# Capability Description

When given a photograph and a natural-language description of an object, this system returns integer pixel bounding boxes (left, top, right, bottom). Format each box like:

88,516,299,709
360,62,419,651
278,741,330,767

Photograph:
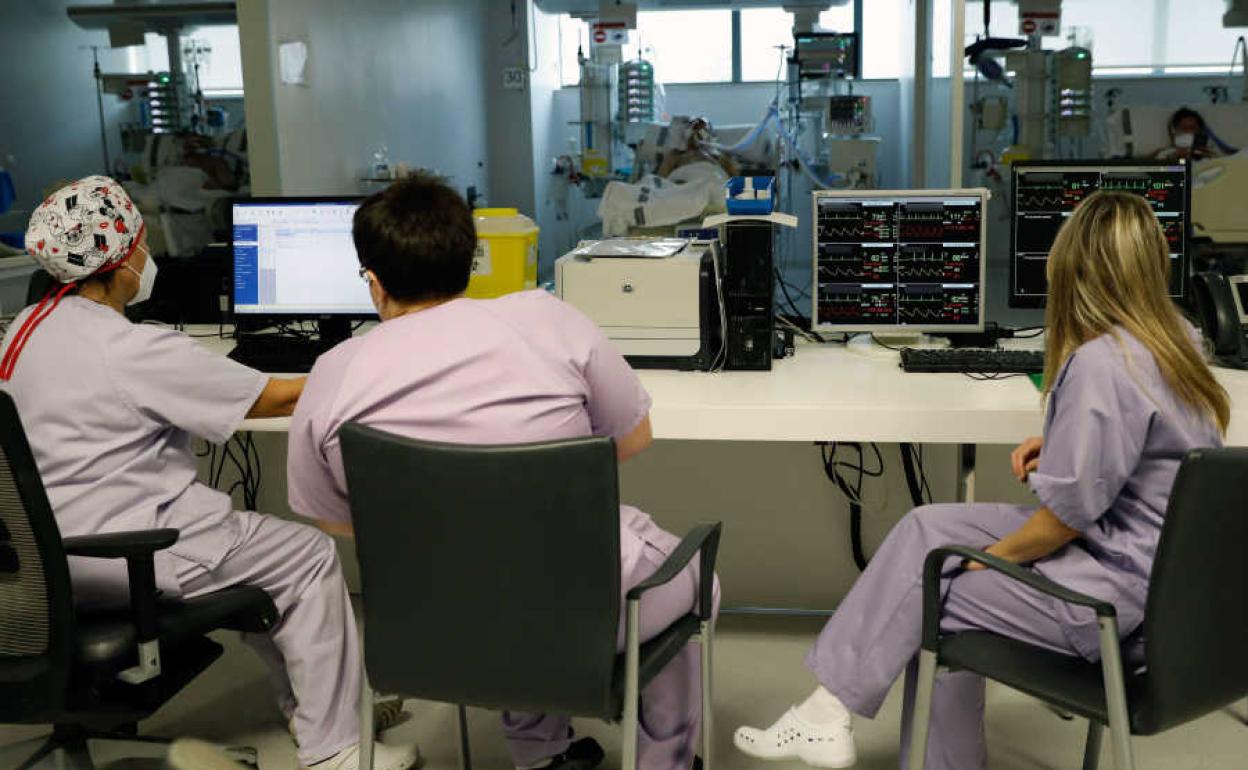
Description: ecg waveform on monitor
815,197,983,327
1018,194,1065,210
818,203,895,243
898,204,980,242
816,283,896,323
818,245,895,282
896,246,979,283
897,285,977,324
1013,167,1189,301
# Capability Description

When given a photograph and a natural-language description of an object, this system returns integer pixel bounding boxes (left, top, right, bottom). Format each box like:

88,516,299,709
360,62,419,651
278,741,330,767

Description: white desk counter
197,330,1248,447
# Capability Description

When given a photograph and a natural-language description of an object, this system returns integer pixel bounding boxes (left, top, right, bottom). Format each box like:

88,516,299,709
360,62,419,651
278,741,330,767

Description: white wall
241,0,490,198
483,0,540,213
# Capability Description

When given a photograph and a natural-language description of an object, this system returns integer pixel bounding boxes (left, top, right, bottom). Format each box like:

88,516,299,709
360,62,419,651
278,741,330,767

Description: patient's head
1168,107,1209,158
353,172,476,317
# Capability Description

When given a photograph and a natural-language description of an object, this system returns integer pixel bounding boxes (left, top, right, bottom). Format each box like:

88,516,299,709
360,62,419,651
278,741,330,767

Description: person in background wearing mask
0,177,419,770
1157,107,1221,161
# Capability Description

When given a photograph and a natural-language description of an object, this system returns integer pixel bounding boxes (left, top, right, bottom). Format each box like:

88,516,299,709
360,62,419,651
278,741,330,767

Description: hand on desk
1010,436,1043,483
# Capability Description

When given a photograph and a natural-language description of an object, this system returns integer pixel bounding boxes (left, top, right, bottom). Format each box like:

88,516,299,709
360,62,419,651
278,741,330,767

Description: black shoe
545,737,605,770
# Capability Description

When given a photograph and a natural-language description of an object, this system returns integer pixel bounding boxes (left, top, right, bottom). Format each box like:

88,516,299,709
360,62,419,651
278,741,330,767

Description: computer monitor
231,197,374,324
811,189,989,334
793,32,860,80
1009,160,1190,308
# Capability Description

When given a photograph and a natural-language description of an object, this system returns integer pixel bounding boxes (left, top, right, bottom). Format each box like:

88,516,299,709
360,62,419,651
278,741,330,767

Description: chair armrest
921,545,1117,651
64,529,179,646
62,529,179,559
626,522,722,621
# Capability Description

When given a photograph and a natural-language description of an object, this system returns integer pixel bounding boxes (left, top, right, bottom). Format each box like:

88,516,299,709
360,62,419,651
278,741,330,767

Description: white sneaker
289,698,409,744
301,741,420,770
734,707,856,768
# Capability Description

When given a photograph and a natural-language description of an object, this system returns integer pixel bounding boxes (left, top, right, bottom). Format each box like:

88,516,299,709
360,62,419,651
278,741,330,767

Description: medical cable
819,442,884,571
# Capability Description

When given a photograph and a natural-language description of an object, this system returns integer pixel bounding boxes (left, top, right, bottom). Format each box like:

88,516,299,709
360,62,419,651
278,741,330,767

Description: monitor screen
794,32,859,79
231,198,374,316
1010,161,1190,308
1231,276,1248,324
811,190,988,333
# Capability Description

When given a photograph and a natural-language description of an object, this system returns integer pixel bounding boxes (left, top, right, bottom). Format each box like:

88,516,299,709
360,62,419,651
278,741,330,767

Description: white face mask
125,246,157,305
1174,132,1196,149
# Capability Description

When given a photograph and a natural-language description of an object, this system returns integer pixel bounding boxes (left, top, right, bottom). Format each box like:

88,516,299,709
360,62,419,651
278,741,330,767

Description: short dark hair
1169,107,1206,132
352,172,476,303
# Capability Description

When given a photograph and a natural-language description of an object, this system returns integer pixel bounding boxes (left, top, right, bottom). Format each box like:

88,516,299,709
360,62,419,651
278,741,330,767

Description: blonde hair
1043,190,1229,433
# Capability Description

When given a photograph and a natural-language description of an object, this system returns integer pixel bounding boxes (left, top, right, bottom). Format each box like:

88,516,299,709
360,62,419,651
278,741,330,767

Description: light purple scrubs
804,329,1222,770
288,290,717,770
0,296,363,766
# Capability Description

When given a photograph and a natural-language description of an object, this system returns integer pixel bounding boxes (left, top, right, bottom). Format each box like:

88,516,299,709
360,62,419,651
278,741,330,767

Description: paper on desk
570,238,689,258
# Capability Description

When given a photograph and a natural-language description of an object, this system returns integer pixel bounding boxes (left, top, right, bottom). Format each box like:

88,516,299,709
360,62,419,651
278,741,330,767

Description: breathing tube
724,100,847,189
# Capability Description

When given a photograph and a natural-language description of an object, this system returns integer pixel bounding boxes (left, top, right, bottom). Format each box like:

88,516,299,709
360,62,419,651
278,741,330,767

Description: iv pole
89,46,111,174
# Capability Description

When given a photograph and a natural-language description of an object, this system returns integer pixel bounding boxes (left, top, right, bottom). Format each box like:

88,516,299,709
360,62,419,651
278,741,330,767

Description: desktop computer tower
722,220,774,371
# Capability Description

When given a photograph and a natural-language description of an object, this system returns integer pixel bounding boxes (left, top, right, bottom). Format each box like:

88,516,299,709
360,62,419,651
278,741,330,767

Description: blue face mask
124,246,157,305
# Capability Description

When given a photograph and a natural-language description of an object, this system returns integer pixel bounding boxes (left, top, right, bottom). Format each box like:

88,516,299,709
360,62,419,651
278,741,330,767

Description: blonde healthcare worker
0,177,418,770
733,191,1228,770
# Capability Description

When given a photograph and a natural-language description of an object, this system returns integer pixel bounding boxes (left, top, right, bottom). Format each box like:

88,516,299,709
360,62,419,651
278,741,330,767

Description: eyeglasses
358,266,371,284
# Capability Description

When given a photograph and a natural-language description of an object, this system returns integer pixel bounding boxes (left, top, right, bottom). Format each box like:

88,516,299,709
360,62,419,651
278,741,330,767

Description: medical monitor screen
812,190,988,333
1010,161,1189,308
231,198,374,317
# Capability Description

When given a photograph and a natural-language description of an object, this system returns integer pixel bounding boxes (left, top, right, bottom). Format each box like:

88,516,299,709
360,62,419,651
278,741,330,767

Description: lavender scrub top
1027,329,1223,656
0,296,267,602
286,290,661,575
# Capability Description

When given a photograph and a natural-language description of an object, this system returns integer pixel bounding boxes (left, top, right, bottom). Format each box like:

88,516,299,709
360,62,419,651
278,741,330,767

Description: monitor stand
317,317,353,348
940,328,1011,348
870,332,930,348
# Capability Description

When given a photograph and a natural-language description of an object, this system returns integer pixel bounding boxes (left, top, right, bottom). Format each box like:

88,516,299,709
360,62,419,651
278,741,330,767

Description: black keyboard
900,347,1044,374
228,336,328,373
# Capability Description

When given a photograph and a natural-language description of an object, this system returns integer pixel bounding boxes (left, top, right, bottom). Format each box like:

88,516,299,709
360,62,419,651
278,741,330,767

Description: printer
556,240,724,371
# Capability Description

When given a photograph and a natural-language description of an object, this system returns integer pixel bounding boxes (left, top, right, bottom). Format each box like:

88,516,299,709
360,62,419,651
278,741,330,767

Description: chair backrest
1135,447,1248,733
0,390,74,717
339,423,623,719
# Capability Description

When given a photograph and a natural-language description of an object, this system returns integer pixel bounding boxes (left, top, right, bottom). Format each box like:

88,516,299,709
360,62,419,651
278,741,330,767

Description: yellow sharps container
469,208,539,299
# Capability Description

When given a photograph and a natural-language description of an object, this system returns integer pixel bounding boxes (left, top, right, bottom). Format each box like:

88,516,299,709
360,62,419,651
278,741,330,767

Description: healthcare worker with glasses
0,176,419,770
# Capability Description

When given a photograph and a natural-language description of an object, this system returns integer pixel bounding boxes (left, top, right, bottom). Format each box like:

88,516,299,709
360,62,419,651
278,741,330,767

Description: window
118,26,244,95
740,9,794,83
182,26,245,95
859,0,903,80
560,10,732,86
558,1,912,85
559,15,588,87
1163,1,1246,71
817,5,855,33
943,0,1248,77
739,4,876,83
635,10,733,84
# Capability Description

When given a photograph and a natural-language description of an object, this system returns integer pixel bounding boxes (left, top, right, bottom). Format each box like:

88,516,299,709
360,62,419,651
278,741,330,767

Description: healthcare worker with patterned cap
0,176,419,770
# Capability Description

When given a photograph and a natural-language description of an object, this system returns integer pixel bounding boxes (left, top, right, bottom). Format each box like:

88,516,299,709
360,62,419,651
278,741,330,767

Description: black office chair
339,424,721,770
907,448,1248,770
0,390,279,769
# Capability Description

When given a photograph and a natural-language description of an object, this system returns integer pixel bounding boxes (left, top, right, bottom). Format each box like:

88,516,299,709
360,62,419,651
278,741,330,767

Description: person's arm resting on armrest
247,377,306,419
966,506,1080,570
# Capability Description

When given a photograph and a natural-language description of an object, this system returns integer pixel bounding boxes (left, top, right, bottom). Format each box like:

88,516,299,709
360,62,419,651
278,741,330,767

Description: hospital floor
2,615,1246,770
